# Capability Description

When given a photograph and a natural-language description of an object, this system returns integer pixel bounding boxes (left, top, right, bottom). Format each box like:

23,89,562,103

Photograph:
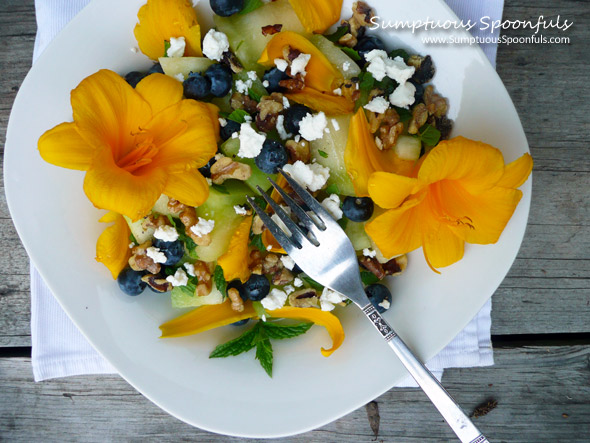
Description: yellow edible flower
288,0,343,34
95,211,131,279
365,137,533,270
217,216,253,282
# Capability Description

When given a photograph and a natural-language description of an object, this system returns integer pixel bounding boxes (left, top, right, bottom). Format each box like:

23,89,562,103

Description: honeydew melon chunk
308,35,362,80
214,0,306,73
310,114,355,196
220,138,276,192
158,56,214,80
124,216,155,245
171,282,224,308
394,135,422,161
151,194,181,217
345,221,372,251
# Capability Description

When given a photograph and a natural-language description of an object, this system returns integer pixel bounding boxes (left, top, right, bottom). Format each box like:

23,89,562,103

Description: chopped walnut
228,287,244,312
279,75,305,92
408,103,429,134
433,115,453,140
423,85,448,117
251,215,265,236
143,213,170,230
262,253,282,275
367,106,399,134
249,249,264,274
210,156,252,184
193,261,214,296
407,55,435,84
337,78,361,102
338,32,357,48
230,92,258,113
378,121,404,150
285,138,311,163
339,1,374,46
383,255,407,276
288,289,319,308
221,51,243,74
261,24,283,36
283,46,302,62
129,242,161,274
178,207,211,246
256,93,285,132
167,198,187,214
272,268,294,286
359,256,386,279
141,274,172,293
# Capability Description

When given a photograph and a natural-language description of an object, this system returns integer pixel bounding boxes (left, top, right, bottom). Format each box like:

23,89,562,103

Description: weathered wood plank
1,345,588,441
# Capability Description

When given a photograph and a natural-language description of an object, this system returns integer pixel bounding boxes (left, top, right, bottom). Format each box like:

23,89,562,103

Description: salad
38,0,532,376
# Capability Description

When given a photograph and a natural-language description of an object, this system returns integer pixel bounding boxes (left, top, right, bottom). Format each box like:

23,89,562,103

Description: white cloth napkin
30,0,502,382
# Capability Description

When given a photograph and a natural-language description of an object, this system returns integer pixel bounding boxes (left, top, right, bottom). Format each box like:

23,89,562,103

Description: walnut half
210,156,252,184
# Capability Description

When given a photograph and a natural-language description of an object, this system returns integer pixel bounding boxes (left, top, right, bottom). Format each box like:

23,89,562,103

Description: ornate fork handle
361,302,489,443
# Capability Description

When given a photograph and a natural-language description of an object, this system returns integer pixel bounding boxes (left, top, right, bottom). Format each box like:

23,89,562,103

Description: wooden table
1,0,589,440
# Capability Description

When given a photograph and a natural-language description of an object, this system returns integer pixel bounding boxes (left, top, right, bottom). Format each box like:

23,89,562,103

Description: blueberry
409,80,424,103
152,238,184,266
283,104,312,134
147,63,164,75
355,36,386,63
220,119,241,141
241,274,270,301
342,196,374,222
183,72,211,100
198,154,218,177
365,284,392,313
117,267,146,296
231,318,250,326
205,63,233,97
124,71,147,88
255,139,288,174
262,67,289,93
227,279,245,298
210,0,244,17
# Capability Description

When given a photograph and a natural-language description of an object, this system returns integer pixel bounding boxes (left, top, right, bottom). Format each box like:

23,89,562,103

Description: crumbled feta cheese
324,127,330,134
332,88,342,96
234,205,248,215
266,245,273,251
174,73,185,82
321,194,343,220
280,255,295,270
190,217,215,237
218,117,227,127
202,29,229,61
154,225,179,242
290,53,311,77
283,285,295,295
238,123,265,158
293,277,303,287
378,299,391,310
319,287,346,311
282,96,290,109
342,61,351,72
235,79,250,94
331,118,340,131
128,242,136,249
166,268,189,287
244,114,252,122
214,153,224,160
365,49,389,81
130,47,139,54
365,50,415,84
262,80,270,88
184,262,196,277
386,56,416,84
364,96,390,114
389,82,416,109
206,177,213,185
231,132,239,139
146,246,167,264
274,58,288,72
363,248,377,258
167,36,186,58
298,112,327,141
275,114,292,140
283,161,330,192
247,70,258,81
294,135,301,142
261,288,288,310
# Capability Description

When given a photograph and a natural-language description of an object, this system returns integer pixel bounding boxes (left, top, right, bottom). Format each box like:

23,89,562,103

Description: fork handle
361,304,489,443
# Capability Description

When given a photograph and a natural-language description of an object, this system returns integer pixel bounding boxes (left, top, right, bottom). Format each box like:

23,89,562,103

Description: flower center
117,131,159,173
429,182,475,230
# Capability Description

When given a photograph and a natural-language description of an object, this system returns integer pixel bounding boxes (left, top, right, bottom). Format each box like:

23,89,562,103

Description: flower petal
258,31,342,92
419,137,505,194
217,216,253,283
134,0,202,60
164,169,210,207
421,218,464,270
38,122,95,170
497,153,533,189
84,148,167,221
288,0,343,33
286,88,353,115
437,180,523,244
148,99,218,170
204,102,221,142
71,70,152,160
96,211,131,279
135,73,184,115
367,171,420,209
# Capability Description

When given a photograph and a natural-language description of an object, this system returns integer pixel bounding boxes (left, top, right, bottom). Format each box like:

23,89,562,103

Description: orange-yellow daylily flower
217,216,253,282
38,69,218,221
365,137,533,270
288,0,343,34
95,211,131,279
258,31,352,115
134,0,202,59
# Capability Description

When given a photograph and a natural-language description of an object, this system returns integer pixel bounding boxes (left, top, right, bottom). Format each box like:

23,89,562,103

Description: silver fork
246,169,489,443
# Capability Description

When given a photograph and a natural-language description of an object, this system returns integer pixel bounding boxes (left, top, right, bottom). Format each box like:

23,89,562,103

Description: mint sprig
213,265,227,297
419,124,442,147
209,325,258,358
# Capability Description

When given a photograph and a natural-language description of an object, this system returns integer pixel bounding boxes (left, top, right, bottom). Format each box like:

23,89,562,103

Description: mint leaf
389,48,410,63
176,224,197,257
129,233,138,244
212,183,230,194
301,276,324,292
355,71,375,111
255,334,273,377
337,217,349,230
341,47,361,61
325,183,340,195
262,322,312,340
393,106,412,124
166,214,177,228
419,124,441,147
213,265,227,296
248,88,262,102
163,40,171,57
318,150,328,158
326,26,348,43
361,271,379,285
227,109,250,124
250,234,266,253
239,0,264,15
209,324,259,358
251,195,267,210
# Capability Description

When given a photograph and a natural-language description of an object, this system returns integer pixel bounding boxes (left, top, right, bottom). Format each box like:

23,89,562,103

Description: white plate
4,0,531,437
